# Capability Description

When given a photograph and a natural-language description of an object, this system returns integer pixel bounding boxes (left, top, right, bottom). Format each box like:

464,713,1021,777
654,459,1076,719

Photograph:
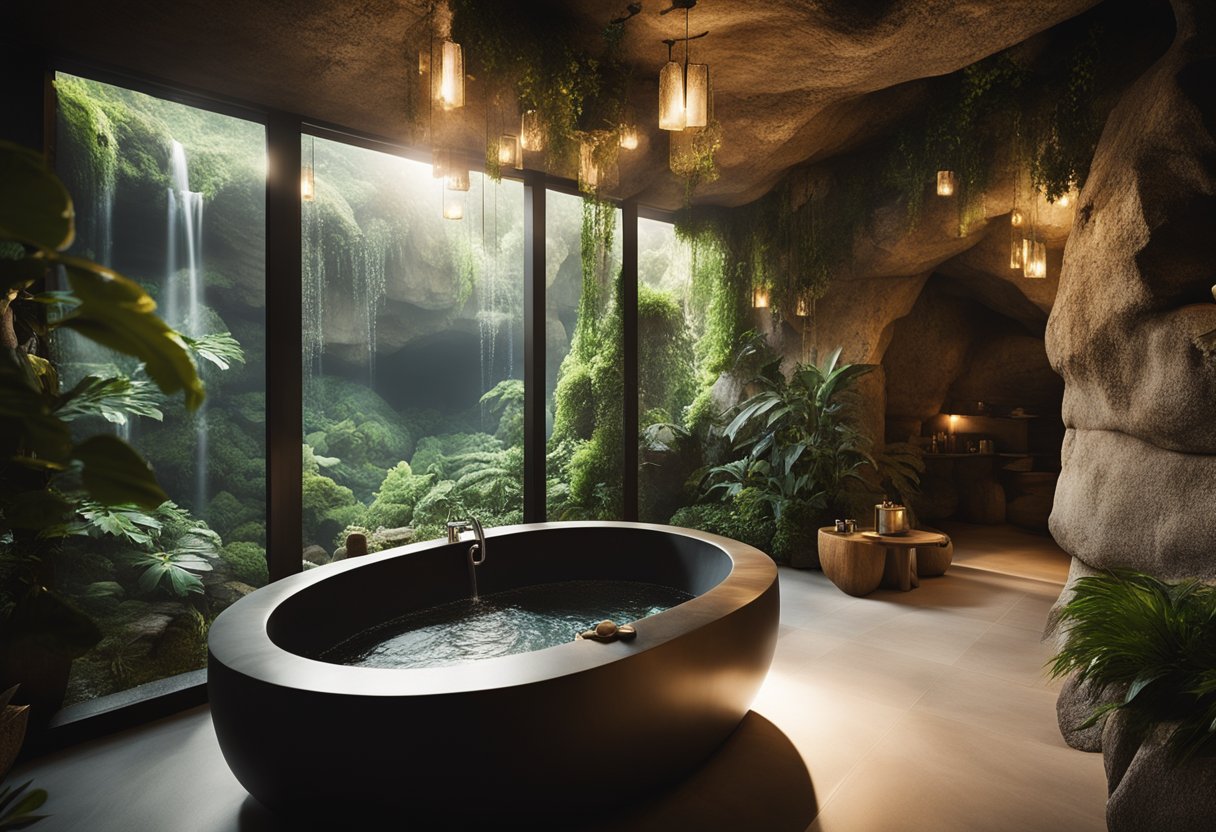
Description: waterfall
165,139,208,513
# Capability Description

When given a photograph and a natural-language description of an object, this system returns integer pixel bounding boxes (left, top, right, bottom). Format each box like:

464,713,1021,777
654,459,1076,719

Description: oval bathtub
208,521,779,822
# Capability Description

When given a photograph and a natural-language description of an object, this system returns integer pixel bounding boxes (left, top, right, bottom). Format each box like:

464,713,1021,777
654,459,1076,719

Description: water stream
165,139,209,513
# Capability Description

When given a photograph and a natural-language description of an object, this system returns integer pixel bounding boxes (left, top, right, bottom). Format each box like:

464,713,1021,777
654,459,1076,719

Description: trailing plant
1050,570,1216,762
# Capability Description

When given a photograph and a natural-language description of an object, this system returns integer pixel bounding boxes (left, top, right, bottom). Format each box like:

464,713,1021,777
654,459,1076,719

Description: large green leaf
0,349,72,464
4,585,102,657
56,259,204,410
0,141,74,251
73,435,167,509
0,780,49,830
56,374,165,424
182,331,245,371
2,490,72,530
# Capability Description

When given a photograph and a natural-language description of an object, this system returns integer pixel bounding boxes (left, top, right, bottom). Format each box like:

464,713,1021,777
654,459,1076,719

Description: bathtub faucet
446,517,487,567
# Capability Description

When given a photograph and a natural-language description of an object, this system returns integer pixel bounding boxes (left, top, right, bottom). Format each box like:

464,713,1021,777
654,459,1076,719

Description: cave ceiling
11,0,1104,210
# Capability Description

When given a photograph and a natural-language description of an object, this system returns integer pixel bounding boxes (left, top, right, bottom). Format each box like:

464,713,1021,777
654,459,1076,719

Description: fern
1050,570,1216,762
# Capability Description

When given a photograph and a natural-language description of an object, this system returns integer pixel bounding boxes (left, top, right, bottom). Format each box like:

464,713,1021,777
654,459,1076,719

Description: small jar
835,519,847,533
845,519,857,533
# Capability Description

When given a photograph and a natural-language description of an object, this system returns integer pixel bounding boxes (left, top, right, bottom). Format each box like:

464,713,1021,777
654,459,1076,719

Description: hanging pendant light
684,63,710,128
936,170,956,196
442,188,464,221
432,148,451,180
658,51,686,132
497,134,522,170
436,39,464,110
1011,209,1024,228
446,166,470,192
1009,237,1023,270
752,288,769,309
795,294,810,317
520,110,544,152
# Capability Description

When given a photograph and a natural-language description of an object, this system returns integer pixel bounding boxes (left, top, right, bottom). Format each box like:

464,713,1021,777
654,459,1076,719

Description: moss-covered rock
221,541,268,587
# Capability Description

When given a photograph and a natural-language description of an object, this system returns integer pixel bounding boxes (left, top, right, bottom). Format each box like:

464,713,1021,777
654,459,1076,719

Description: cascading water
165,139,209,513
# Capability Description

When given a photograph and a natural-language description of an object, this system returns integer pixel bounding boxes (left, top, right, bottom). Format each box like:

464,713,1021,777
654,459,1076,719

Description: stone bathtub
207,521,779,822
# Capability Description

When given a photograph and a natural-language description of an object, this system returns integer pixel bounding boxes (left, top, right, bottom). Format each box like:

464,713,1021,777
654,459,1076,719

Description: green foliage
1050,570,1216,762
670,488,774,555
638,285,696,425
707,345,875,520
302,447,359,548
479,379,524,446
0,779,49,830
363,462,434,530
182,331,245,371
221,541,267,587
55,372,164,426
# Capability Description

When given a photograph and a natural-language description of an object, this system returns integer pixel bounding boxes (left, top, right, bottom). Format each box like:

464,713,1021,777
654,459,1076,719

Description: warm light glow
752,288,769,308
796,295,810,317
684,64,710,128
1056,192,1070,208
446,169,470,192
301,167,315,202
579,141,599,191
619,124,639,150
1009,238,1023,269
659,61,686,131
1011,209,1024,228
438,40,464,110
948,414,958,433
443,189,463,221
1023,239,1047,279
520,110,544,152
497,134,522,170
936,170,956,196
432,149,450,179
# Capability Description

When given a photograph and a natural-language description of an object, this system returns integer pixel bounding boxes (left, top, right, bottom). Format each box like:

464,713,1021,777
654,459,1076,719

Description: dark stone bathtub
208,522,779,822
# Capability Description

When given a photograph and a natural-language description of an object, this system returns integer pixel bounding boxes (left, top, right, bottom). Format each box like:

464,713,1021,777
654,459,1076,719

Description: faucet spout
446,517,487,566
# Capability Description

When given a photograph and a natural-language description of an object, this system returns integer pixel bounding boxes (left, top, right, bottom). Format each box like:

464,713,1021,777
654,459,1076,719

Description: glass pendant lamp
437,40,464,110
520,110,544,152
936,170,956,196
659,57,686,131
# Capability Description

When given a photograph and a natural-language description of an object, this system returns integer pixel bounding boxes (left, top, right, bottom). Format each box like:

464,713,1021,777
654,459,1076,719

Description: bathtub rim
207,521,777,698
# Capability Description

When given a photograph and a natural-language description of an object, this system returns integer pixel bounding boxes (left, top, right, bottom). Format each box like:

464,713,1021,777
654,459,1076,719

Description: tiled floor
12,525,1107,831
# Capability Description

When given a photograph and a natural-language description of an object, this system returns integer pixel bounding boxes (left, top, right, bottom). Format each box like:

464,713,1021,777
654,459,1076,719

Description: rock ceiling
13,0,1103,210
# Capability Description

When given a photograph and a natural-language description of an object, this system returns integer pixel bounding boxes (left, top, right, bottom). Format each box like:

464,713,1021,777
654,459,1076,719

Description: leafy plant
1,140,204,699
705,345,875,521
182,331,245,371
1050,570,1216,762
54,372,164,426
0,780,47,830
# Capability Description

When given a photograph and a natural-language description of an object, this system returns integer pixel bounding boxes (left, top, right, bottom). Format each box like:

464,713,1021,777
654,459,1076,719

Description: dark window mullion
265,113,303,580
523,172,547,522
622,199,639,522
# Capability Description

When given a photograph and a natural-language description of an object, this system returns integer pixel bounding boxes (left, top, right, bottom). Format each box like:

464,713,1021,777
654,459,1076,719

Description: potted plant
0,140,204,725
1050,569,1216,831
701,345,879,567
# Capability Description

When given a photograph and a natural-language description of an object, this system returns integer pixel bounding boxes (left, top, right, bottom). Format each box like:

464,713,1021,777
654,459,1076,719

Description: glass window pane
49,73,267,705
545,192,624,520
637,218,699,523
301,138,524,560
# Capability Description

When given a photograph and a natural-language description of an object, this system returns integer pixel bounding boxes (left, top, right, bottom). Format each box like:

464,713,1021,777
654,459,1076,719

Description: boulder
1056,674,1116,753
302,544,331,566
1102,711,1216,832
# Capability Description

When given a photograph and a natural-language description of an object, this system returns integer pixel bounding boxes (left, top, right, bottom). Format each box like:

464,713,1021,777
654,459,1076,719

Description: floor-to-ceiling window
636,217,699,523
544,190,624,520
300,137,524,562
50,73,267,705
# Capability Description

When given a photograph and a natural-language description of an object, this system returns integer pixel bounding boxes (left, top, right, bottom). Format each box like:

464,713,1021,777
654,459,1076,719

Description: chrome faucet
446,517,486,566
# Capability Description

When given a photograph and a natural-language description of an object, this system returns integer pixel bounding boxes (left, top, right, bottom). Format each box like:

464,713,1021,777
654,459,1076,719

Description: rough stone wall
1045,0,1216,583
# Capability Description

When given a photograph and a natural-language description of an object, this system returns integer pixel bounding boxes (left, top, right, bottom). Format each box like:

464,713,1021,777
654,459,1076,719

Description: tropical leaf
182,331,245,371
0,140,74,251
73,435,167,509
56,374,164,424
0,780,49,830
56,258,204,410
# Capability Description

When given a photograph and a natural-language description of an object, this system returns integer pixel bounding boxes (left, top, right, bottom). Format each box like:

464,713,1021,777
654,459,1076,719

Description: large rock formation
1045,1,1216,824
1045,0,1216,582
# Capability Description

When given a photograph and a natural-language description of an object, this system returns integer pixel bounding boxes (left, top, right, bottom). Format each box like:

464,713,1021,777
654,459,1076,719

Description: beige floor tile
851,607,995,664
799,641,955,710
996,592,1058,634
807,710,1108,832
913,665,1071,747
954,622,1062,690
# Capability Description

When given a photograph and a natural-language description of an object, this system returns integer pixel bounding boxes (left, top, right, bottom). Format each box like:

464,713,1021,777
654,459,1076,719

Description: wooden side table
817,527,949,597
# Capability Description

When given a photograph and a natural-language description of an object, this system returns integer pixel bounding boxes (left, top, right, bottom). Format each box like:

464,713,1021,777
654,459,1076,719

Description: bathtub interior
266,525,734,661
